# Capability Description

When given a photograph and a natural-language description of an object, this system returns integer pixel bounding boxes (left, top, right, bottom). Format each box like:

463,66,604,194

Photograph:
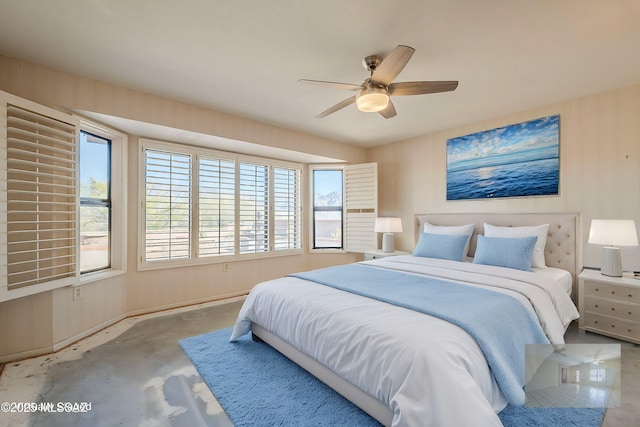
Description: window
4,103,77,292
144,149,192,261
0,90,127,301
239,162,269,254
79,119,127,282
590,368,606,382
79,131,111,273
199,156,235,257
310,163,377,252
274,167,301,250
312,169,343,249
139,139,302,269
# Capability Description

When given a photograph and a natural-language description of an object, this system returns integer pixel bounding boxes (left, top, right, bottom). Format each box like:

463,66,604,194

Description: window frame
79,130,112,274
138,138,303,271
77,118,127,284
309,164,346,253
0,89,128,302
589,368,606,383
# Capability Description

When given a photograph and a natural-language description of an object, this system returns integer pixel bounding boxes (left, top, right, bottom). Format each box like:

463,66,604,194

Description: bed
230,213,581,427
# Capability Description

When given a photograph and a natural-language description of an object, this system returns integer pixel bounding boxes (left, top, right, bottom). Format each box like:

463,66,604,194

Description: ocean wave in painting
447,157,559,200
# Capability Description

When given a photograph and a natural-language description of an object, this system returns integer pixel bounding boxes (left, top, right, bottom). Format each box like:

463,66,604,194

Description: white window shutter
344,162,377,252
144,148,192,261
239,162,269,254
198,156,236,257
273,167,301,251
0,90,79,302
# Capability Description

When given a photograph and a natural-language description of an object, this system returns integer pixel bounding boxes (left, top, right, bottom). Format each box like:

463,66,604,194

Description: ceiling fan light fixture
356,84,389,112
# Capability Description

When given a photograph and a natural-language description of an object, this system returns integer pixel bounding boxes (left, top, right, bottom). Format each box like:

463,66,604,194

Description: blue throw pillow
413,232,469,261
473,235,537,272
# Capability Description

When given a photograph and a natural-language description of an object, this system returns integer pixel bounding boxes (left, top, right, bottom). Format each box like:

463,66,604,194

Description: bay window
139,139,302,270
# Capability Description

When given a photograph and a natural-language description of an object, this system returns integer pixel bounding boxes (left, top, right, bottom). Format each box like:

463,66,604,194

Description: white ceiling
528,343,620,367
1,0,640,148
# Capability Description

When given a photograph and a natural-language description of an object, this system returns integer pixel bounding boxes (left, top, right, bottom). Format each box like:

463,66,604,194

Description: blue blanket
290,263,550,406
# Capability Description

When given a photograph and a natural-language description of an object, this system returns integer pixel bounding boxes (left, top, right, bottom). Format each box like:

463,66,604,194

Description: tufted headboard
414,213,580,297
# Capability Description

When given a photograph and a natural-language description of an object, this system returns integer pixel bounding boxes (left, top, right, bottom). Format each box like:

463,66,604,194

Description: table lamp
375,217,403,253
588,219,639,277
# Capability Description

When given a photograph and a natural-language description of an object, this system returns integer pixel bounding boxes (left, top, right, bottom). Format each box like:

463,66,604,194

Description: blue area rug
179,328,605,427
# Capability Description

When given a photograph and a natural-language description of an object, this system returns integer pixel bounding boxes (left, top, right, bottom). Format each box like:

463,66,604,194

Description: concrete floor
0,299,242,427
1,299,639,427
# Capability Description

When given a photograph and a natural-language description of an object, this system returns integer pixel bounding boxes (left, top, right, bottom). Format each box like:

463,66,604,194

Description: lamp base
601,246,623,277
381,233,395,253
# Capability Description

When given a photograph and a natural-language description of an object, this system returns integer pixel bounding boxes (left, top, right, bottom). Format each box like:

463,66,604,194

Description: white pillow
423,222,475,258
483,223,549,268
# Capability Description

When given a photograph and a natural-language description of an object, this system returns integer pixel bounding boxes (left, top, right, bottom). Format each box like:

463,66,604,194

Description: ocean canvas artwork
447,115,559,200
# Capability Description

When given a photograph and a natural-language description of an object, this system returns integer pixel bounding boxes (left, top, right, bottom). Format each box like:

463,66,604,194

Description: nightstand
578,269,640,344
364,249,410,260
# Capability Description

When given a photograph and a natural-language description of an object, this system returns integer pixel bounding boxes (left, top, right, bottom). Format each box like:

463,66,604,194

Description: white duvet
231,256,579,427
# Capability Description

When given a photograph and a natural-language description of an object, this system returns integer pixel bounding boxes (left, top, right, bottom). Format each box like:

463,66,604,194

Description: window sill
309,248,347,254
79,269,126,285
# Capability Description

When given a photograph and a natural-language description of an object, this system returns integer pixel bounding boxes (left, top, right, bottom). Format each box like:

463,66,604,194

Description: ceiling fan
299,45,458,119
586,349,607,365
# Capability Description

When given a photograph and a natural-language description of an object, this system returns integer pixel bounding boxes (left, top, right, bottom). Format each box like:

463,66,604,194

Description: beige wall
369,83,640,271
0,56,364,361
2,54,640,362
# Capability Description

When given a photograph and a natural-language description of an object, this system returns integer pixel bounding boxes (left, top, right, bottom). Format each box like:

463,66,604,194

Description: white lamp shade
588,219,639,247
374,217,403,233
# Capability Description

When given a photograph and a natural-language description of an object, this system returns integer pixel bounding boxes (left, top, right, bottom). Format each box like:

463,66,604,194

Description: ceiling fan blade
378,100,397,119
370,45,415,86
316,96,356,118
298,79,363,91
389,81,459,96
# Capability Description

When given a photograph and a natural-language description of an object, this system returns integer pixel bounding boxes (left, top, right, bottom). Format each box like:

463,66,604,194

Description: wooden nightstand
364,249,410,261
578,269,640,344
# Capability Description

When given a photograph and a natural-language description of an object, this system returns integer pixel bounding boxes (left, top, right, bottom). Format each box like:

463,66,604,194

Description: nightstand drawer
584,281,638,301
585,296,639,321
584,313,640,341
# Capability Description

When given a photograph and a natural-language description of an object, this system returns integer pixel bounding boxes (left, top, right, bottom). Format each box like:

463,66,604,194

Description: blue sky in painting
447,115,559,172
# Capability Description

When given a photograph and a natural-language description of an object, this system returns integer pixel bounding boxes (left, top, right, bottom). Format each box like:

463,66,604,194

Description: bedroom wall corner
0,55,368,361
367,83,640,273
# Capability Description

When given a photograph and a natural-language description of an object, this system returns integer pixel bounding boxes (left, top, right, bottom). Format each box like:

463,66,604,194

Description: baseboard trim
0,346,56,364
0,292,248,364
124,291,248,318
52,313,128,353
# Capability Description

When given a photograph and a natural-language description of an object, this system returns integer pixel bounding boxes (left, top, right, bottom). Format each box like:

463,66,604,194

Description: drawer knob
594,320,599,324
611,324,615,328
629,312,633,315
595,304,599,308
595,288,599,292
629,294,633,298
628,329,633,333
611,291,615,295
611,308,615,311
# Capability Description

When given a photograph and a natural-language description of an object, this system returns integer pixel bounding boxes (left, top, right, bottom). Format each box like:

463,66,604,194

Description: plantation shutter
344,162,377,252
273,167,301,250
1,91,79,301
144,149,192,261
239,162,269,253
198,156,236,257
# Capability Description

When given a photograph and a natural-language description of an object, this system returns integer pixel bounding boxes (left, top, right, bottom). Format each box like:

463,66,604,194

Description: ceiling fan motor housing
362,55,383,72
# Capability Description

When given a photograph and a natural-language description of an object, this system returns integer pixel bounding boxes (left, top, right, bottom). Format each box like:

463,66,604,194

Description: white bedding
534,266,573,295
231,256,579,427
